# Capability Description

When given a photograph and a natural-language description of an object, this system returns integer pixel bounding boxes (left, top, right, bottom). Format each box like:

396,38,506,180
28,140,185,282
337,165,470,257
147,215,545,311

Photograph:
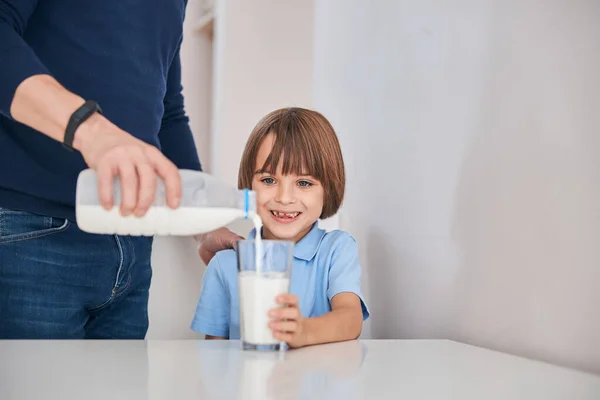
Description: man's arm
0,0,46,117
0,1,75,142
157,45,202,171
1,0,108,145
1,1,182,217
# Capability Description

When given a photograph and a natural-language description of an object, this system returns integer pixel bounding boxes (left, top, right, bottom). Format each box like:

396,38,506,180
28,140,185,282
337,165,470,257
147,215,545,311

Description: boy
192,107,369,347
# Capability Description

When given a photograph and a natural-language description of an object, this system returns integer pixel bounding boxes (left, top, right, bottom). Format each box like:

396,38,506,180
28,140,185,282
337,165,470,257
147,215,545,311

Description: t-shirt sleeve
326,235,370,321
191,255,231,337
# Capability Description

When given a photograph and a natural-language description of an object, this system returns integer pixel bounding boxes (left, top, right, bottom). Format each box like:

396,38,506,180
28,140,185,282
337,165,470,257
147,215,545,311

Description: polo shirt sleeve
191,254,231,337
326,234,370,320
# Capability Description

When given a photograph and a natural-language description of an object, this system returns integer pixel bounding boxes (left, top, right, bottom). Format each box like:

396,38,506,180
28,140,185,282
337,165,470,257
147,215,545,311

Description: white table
1,340,598,399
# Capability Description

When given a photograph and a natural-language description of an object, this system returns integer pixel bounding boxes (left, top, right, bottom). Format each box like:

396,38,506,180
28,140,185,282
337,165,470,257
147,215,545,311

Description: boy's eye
297,180,313,187
261,177,275,185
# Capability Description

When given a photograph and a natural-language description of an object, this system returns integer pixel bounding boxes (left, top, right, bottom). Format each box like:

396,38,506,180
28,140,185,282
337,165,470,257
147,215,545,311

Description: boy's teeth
272,211,299,218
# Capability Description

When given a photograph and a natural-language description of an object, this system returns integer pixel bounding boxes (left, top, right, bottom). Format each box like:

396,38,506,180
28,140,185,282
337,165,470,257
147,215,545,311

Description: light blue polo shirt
191,223,370,339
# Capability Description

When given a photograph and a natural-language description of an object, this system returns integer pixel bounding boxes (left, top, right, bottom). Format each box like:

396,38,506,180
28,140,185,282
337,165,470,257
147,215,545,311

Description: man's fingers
147,147,181,209
118,160,138,216
206,228,241,252
134,162,157,217
92,142,180,217
97,163,116,210
216,229,243,248
228,233,245,248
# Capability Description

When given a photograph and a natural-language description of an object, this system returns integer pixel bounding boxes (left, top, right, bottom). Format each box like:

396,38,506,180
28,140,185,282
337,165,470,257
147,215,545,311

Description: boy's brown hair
238,107,345,219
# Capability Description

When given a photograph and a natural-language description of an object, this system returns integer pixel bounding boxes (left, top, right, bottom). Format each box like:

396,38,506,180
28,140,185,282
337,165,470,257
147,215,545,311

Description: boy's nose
275,184,296,204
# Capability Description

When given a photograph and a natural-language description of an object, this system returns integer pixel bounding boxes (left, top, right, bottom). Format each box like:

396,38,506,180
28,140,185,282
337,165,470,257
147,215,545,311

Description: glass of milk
237,239,294,351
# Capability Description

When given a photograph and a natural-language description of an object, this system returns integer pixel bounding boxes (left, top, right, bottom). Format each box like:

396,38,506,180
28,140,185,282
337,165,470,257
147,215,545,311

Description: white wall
210,0,314,185
314,0,600,373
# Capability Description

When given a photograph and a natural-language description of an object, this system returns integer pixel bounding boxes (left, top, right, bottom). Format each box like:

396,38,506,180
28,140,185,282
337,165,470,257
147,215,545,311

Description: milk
76,206,252,236
239,272,290,345
248,213,264,273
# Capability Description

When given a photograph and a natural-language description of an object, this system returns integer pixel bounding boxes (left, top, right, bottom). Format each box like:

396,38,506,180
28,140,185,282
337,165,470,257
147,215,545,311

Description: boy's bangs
256,130,324,181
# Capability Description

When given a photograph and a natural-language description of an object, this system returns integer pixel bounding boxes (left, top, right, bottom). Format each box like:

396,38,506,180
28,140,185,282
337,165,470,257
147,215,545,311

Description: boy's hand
268,294,308,348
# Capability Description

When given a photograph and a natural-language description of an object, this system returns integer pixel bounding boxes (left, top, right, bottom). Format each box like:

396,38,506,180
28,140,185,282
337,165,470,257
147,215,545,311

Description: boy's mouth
270,210,301,223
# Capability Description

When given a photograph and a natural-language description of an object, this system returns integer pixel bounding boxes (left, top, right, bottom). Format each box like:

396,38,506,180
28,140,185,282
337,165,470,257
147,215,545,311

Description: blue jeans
0,207,153,339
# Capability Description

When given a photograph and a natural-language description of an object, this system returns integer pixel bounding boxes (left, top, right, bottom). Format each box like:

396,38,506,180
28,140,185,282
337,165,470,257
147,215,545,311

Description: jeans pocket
0,207,70,244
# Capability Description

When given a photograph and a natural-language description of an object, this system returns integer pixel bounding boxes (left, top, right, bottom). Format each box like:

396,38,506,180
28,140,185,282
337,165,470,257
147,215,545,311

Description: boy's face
251,134,324,243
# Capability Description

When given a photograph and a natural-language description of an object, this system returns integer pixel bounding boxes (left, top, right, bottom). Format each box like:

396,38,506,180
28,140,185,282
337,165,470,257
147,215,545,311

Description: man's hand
195,227,244,265
268,294,308,348
75,113,181,217
10,74,181,217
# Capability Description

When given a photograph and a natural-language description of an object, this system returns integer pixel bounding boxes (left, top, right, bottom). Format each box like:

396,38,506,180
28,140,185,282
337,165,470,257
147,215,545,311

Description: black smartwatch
63,100,103,151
